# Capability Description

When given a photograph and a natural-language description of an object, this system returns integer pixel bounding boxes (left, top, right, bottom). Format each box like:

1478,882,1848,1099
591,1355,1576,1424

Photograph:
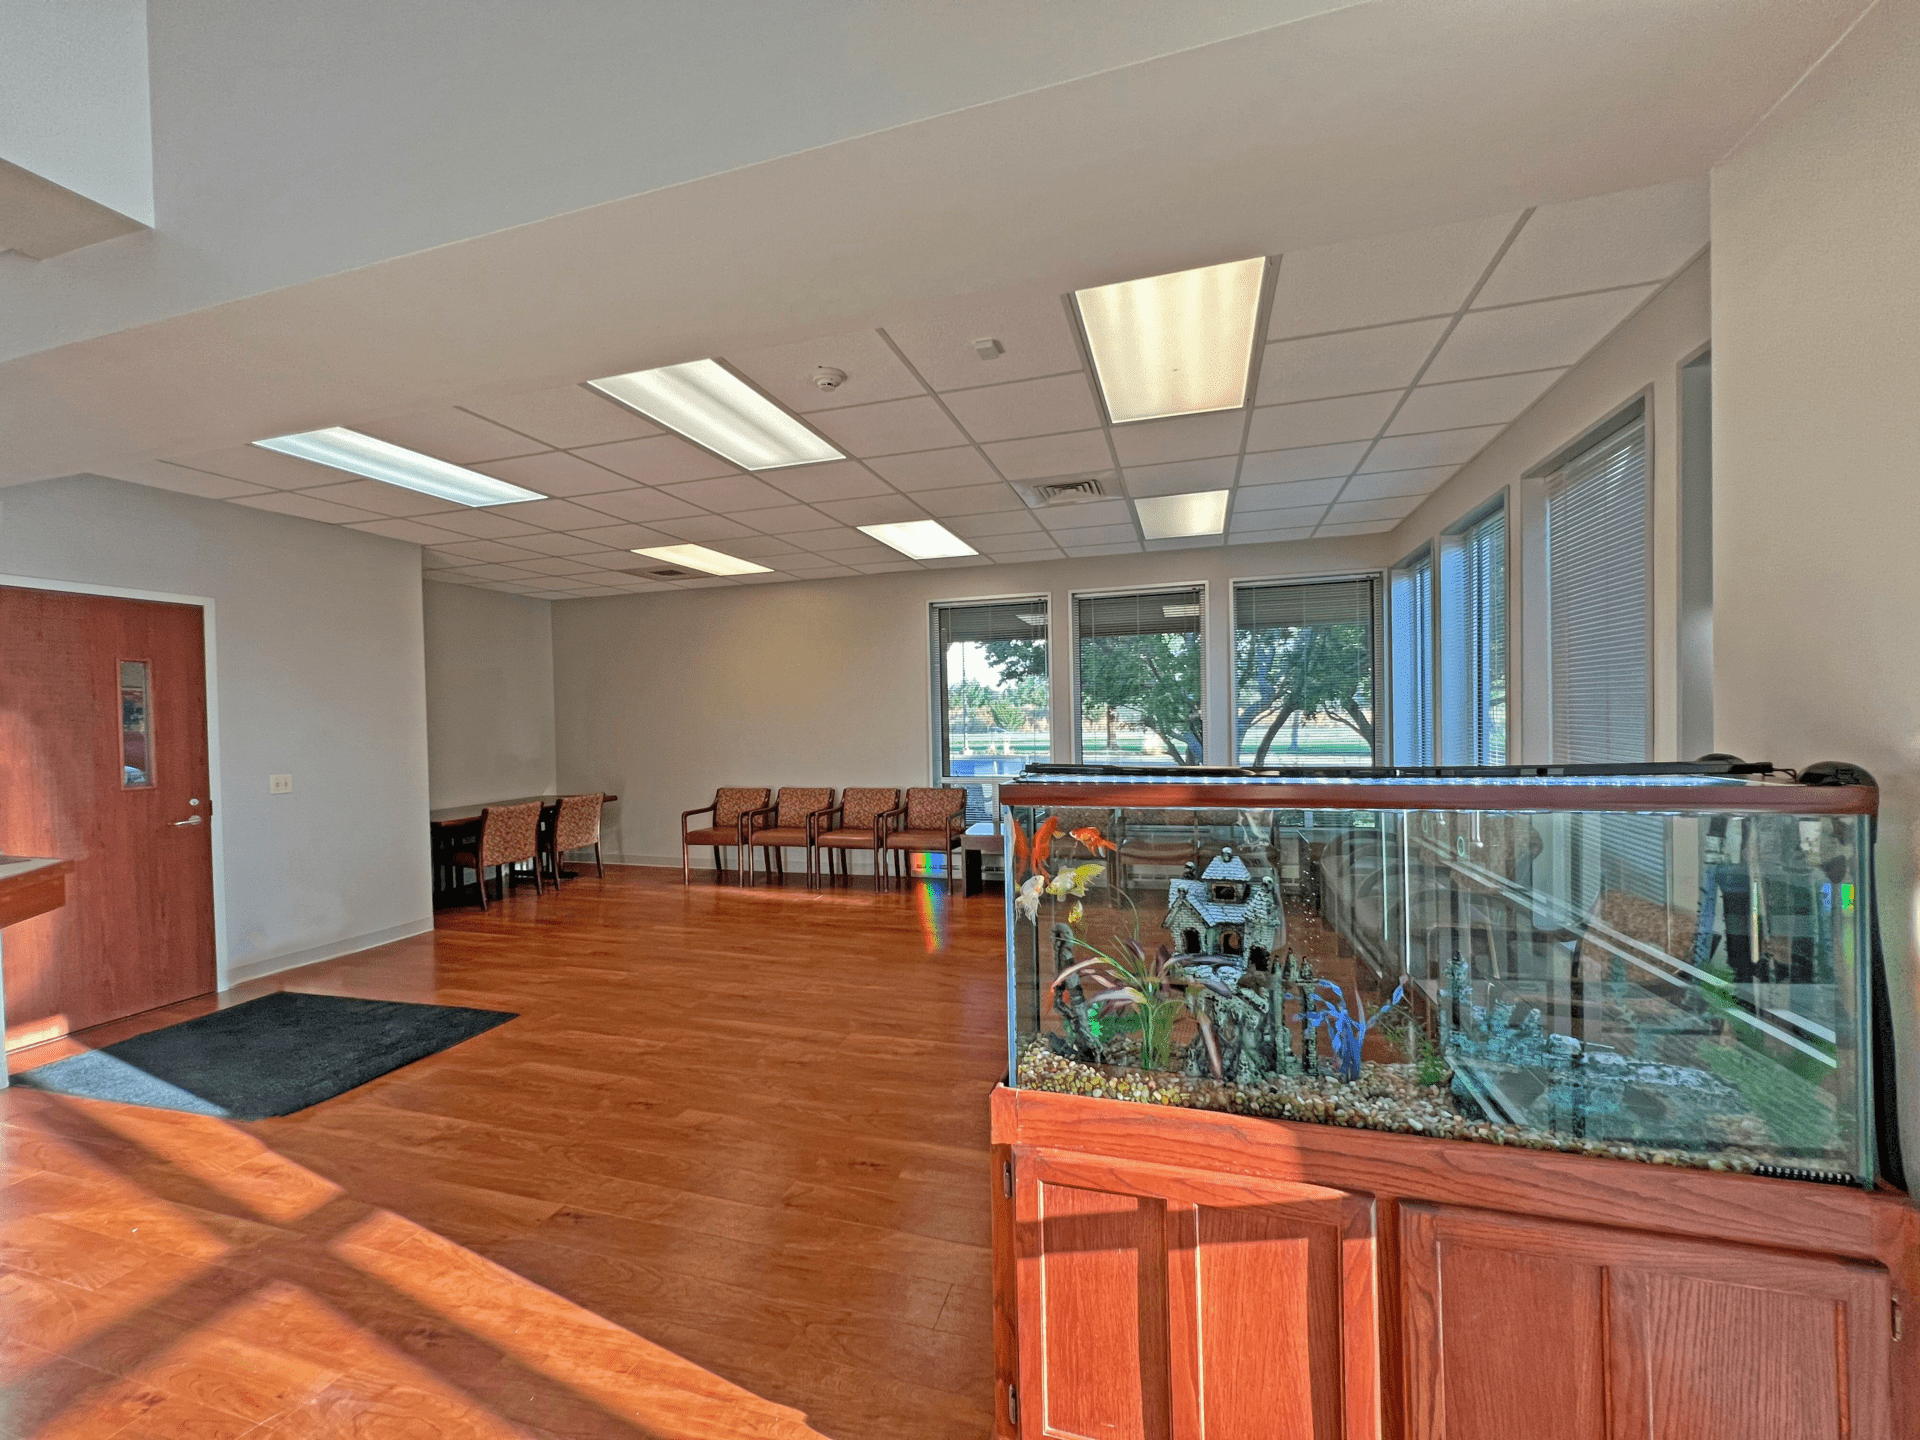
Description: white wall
422,581,556,810
551,536,1384,865
0,475,432,983
1710,0,1920,1166
1389,253,1710,763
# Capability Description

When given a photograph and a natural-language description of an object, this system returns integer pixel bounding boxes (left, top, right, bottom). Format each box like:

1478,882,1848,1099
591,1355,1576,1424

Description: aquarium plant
1305,978,1406,1082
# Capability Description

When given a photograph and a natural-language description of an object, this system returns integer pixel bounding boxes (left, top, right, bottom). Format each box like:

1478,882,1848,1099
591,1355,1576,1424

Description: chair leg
682,841,691,887
714,846,723,883
594,842,604,878
472,865,487,912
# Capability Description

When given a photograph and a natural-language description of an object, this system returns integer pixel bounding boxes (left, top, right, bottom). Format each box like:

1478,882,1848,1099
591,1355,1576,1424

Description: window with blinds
1232,577,1379,767
1439,501,1508,764
1074,587,1204,765
1546,420,1649,763
1389,549,1434,765
932,598,1049,822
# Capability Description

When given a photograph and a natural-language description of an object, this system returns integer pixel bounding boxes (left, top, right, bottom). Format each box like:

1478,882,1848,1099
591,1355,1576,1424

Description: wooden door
0,586,216,1045
1400,1203,1892,1440
1012,1148,1379,1439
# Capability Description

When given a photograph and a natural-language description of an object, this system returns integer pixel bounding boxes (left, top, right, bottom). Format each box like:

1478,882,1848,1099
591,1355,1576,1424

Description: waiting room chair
743,787,835,887
881,787,967,892
814,787,900,889
543,793,605,888
451,801,544,910
681,787,770,886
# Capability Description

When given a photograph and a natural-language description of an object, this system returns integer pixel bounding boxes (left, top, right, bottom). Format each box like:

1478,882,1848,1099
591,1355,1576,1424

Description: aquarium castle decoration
1165,847,1283,981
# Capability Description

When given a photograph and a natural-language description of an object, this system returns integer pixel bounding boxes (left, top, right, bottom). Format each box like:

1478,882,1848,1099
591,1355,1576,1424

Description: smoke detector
971,337,1004,360
1016,475,1110,509
812,366,847,391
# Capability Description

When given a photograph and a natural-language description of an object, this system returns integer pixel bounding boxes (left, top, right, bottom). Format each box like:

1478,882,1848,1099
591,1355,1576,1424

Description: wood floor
0,865,1007,1439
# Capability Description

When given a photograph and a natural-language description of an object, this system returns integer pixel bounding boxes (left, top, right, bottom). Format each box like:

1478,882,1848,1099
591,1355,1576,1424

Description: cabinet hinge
1007,1383,1019,1426
1894,1297,1904,1341
1003,1161,1013,1199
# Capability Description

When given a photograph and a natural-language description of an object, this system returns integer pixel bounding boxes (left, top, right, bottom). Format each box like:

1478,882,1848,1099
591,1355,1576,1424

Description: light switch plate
269,774,293,794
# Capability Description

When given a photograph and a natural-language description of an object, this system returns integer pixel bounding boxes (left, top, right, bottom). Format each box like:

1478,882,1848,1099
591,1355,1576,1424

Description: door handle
172,815,203,826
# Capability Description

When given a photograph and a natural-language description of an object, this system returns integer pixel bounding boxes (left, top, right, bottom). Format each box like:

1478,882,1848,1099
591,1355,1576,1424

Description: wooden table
430,795,616,903
961,823,1003,898
0,856,72,1087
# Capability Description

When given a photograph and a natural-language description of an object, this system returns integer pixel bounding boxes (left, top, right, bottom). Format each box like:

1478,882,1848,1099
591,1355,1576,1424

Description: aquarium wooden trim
999,780,1877,814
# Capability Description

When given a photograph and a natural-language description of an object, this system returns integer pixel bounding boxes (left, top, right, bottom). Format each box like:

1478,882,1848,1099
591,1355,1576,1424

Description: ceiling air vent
1017,475,1110,510
620,566,694,579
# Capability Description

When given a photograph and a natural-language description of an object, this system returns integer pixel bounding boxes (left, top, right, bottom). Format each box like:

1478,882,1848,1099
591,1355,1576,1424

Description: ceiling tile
1036,501,1132,533
516,557,606,577
572,549,653,569
981,430,1111,481
1327,495,1423,524
1256,318,1447,405
1226,525,1315,545
887,281,1086,390
808,397,968,457
647,515,759,543
1230,503,1325,531
292,479,459,518
425,539,544,563
721,535,805,560
1238,441,1367,486
1358,426,1504,472
1107,411,1245,467
355,408,545,464
1244,392,1397,452
913,483,1027,518
762,460,894,503
1144,534,1226,552
458,385,660,449
1386,370,1562,435
1340,466,1456,501
473,451,640,499
509,532,607,557
1234,477,1345,511
164,446,339,490
1271,212,1518,337
1059,541,1143,558
575,434,741,485
346,517,470,545
659,473,794,513
975,529,1061,553
850,561,926,574
726,329,926,414
811,543,896,564
231,492,385,525
813,494,930,526
940,373,1101,443
1475,179,1708,308
567,523,679,549
1316,519,1399,536
103,459,267,500
419,508,546,539
786,525,867,551
420,548,467,568
866,446,1002,492
1424,288,1655,384
729,504,844,534
1123,456,1238,497
490,497,623,530
444,563,542,581
778,562,857,578
570,488,709,524
945,509,1044,539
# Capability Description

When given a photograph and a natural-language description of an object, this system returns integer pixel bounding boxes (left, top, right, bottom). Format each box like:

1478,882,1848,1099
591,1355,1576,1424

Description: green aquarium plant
1053,939,1228,1073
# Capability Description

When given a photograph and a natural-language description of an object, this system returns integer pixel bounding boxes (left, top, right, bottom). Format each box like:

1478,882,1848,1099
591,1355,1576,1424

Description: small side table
961,824,1003,898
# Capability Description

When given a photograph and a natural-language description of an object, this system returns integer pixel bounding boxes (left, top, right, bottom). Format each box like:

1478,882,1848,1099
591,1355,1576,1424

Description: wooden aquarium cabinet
989,1085,1917,1439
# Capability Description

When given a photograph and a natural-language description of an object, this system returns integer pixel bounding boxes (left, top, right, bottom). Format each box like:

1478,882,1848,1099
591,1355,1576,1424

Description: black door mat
12,991,516,1119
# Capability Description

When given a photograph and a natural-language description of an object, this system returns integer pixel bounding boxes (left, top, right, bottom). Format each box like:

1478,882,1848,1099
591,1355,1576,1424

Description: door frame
0,572,231,988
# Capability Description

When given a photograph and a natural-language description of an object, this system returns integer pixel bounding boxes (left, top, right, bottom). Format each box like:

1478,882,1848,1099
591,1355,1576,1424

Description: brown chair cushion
684,826,741,847
833,787,899,832
553,794,602,851
775,787,833,827
714,787,769,827
817,829,879,849
479,802,542,866
750,826,811,846
885,827,961,851
905,787,964,829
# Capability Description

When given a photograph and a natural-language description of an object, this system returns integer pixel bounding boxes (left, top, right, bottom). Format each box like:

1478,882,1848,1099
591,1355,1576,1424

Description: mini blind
1440,503,1507,764
1232,577,1379,767
1390,552,1433,765
935,598,1047,648
1547,420,1648,763
1074,587,1204,639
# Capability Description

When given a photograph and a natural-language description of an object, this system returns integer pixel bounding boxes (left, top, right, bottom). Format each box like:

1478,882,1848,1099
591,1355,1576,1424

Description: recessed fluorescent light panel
253,428,545,507
1135,489,1230,540
631,543,771,577
1076,257,1266,424
857,520,979,560
589,359,843,471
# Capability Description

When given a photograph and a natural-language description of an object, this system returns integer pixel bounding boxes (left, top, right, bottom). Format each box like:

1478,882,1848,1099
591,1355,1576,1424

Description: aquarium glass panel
1006,768,1877,1187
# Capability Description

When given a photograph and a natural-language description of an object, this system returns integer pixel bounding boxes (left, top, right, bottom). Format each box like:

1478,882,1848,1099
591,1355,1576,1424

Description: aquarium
1003,763,1885,1186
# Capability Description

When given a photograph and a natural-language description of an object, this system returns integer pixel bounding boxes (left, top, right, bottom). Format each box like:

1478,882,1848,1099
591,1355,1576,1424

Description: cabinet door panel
1401,1204,1891,1440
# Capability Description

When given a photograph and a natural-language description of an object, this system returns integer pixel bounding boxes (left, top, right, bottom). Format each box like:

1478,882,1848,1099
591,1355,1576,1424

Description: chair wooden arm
804,804,837,843
739,802,779,842
874,803,908,843
680,803,716,839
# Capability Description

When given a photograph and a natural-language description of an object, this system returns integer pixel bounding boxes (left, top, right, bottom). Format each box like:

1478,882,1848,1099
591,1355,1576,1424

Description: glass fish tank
1002,763,1890,1187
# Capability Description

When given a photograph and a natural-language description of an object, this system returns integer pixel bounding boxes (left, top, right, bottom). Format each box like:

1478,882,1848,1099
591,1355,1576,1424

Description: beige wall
422,580,556,809
551,535,1384,865
1711,0,1920,1164
1389,253,1710,763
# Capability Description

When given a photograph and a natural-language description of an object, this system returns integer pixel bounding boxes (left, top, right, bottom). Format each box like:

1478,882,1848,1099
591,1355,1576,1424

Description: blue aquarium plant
1305,978,1406,1082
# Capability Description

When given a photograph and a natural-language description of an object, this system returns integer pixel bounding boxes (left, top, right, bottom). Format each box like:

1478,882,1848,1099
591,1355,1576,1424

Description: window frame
1068,580,1209,767
1387,543,1435,765
1226,570,1385,768
1437,492,1510,765
927,592,1054,820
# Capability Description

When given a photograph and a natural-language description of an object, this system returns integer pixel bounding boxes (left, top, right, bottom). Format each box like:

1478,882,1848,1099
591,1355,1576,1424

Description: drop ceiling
113,179,1704,599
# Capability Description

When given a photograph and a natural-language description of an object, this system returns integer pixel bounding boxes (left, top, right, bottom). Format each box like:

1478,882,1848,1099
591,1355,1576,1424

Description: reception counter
0,856,73,1088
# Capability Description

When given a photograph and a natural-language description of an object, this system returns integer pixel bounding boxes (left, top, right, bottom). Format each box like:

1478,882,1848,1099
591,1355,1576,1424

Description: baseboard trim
223,917,435,988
